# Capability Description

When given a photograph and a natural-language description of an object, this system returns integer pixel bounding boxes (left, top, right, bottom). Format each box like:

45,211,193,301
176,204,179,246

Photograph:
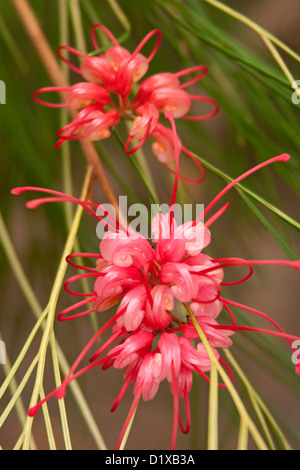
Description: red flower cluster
33,24,218,182
12,138,300,448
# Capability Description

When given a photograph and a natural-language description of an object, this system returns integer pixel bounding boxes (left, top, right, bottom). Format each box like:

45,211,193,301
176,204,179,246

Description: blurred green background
0,0,300,450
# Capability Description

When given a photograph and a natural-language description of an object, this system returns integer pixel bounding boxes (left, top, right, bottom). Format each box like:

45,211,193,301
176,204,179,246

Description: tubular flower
12,145,300,449
33,24,218,182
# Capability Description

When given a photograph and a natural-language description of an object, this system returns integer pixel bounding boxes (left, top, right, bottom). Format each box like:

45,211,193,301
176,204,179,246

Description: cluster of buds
33,24,218,181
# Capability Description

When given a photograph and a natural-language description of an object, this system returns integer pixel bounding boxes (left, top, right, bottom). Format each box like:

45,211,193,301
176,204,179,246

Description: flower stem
207,363,218,450
40,386,57,450
0,211,45,318
0,332,37,449
59,0,99,334
261,35,300,100
0,354,39,429
183,303,268,450
117,388,142,450
237,418,248,450
224,349,292,450
0,308,48,401
22,167,92,449
202,0,300,64
108,0,131,33
50,331,72,449
68,0,87,54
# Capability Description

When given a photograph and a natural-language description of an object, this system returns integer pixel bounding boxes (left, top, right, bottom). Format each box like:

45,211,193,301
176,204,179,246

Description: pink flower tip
164,110,173,120
11,188,23,195
279,153,291,162
55,386,66,399
27,406,39,417
25,201,39,209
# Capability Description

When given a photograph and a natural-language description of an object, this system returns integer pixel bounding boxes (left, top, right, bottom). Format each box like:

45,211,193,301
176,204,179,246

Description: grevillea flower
33,24,219,183
11,114,300,449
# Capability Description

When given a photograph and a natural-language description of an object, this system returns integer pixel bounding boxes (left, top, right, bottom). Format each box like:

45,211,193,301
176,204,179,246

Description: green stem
119,394,140,450
0,333,37,449
22,167,93,449
224,349,292,450
184,303,268,450
68,0,87,53
40,386,57,450
107,0,131,32
202,0,300,64
113,129,160,206
0,308,48,400
0,354,39,429
59,0,99,334
237,418,248,450
50,331,72,450
0,212,45,318
207,364,218,449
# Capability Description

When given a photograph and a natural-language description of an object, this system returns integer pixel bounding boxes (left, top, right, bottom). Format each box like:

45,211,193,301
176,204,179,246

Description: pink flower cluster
13,150,300,449
33,24,218,180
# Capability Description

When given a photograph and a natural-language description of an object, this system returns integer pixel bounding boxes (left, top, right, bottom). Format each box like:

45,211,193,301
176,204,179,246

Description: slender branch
207,364,218,450
0,354,39,429
0,333,37,450
237,418,248,450
183,303,268,450
0,308,48,401
68,0,87,54
0,212,45,318
40,386,57,450
202,0,300,64
107,0,131,32
224,349,292,450
50,331,72,450
261,35,300,99
22,167,92,449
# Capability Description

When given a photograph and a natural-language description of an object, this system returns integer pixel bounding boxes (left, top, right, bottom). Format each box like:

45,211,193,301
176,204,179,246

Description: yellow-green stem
183,303,268,450
107,0,131,31
224,349,292,450
0,308,48,400
202,0,300,63
0,354,39,429
119,396,140,450
237,418,248,450
261,35,300,99
50,331,72,450
22,167,93,449
40,386,57,450
207,363,218,450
